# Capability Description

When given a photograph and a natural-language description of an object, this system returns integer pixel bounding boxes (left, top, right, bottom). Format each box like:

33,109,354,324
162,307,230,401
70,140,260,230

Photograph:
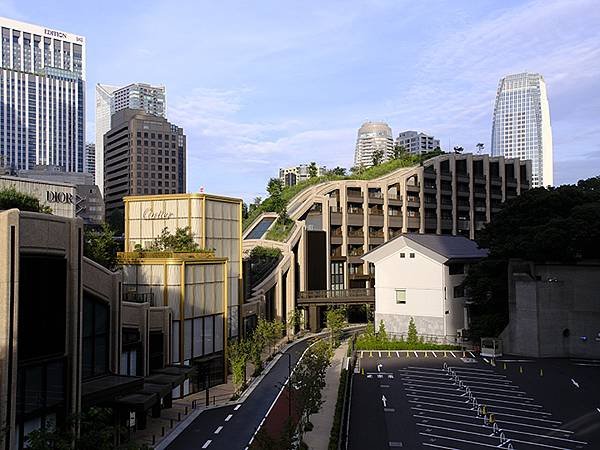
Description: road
348,350,599,449
167,338,313,450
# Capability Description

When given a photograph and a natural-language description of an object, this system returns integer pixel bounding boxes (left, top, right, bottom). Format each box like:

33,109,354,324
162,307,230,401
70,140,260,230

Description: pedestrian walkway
303,340,349,450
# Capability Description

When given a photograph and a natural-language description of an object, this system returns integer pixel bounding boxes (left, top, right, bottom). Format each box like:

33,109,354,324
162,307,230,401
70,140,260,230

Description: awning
112,392,158,411
82,374,144,408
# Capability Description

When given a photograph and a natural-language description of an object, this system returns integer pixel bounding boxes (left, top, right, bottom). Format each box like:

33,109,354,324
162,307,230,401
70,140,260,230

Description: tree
407,317,418,345
291,340,332,440
453,146,464,154
144,226,200,252
228,338,251,392
350,164,365,175
326,307,346,347
476,142,485,154
0,186,52,213
464,177,600,338
308,162,318,178
328,167,346,177
371,149,384,166
287,308,303,335
392,144,407,160
84,224,119,270
249,196,262,215
242,202,249,220
266,178,285,214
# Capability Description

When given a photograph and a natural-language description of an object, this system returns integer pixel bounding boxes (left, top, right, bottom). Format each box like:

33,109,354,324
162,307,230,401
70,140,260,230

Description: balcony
347,190,363,200
330,248,344,259
347,229,364,238
407,217,421,229
388,228,402,238
298,288,375,306
368,191,384,203
369,230,384,238
348,248,364,257
123,291,155,305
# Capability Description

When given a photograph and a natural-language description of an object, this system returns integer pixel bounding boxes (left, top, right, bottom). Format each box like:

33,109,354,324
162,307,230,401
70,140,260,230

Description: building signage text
46,191,73,204
44,29,68,39
142,208,174,220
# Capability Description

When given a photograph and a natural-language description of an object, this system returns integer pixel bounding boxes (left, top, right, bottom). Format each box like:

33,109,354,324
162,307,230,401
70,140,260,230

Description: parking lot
348,351,600,449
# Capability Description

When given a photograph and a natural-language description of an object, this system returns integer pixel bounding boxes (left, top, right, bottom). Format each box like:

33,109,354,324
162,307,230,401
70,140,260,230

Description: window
409,253,415,258
331,262,344,291
82,295,110,379
453,285,465,299
395,289,406,304
400,253,405,258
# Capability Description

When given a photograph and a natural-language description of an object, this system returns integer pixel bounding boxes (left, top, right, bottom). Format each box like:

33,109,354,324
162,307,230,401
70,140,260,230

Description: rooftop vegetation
243,149,444,237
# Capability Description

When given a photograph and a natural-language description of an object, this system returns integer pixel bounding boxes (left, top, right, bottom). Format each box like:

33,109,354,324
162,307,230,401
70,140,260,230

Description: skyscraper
354,122,394,168
0,17,86,172
491,73,553,187
85,142,95,182
395,130,440,155
95,83,166,193
104,109,186,227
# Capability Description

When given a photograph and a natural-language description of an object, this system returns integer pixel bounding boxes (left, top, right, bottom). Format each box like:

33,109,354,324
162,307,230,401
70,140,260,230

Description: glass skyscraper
0,17,86,173
95,83,166,194
491,73,553,187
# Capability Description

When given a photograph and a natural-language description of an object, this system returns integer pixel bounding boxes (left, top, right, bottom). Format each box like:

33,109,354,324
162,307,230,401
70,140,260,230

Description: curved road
167,338,313,450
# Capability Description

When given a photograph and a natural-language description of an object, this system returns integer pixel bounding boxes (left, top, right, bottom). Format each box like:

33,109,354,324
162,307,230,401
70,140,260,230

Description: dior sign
142,209,174,220
46,191,74,204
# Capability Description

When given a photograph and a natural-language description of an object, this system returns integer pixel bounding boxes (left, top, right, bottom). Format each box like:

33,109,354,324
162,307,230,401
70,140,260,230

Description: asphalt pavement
166,338,312,450
348,350,600,449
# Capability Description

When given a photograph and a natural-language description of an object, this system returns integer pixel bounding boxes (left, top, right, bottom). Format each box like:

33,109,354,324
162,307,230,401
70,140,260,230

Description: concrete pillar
308,306,319,331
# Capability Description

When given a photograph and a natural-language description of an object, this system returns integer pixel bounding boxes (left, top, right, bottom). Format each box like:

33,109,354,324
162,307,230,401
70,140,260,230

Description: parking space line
422,444,458,449
449,351,456,357
409,397,550,416
202,440,212,449
412,405,561,424
402,378,523,393
469,351,476,358
214,426,223,434
419,432,509,449
413,414,572,435
418,425,575,449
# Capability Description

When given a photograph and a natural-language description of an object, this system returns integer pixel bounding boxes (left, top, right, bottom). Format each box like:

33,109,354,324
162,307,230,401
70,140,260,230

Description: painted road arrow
382,395,387,408
377,363,383,372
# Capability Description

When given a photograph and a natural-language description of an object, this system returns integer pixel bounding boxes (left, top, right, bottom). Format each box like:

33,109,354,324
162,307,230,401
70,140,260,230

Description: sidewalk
303,340,348,450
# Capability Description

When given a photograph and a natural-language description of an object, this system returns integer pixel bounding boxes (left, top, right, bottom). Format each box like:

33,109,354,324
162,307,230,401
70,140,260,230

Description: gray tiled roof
403,233,488,260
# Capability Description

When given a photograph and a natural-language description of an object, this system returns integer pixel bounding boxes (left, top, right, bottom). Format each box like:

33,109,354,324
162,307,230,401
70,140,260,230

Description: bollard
213,396,216,405
370,351,373,358
185,406,188,415
503,362,507,370
388,351,391,357
482,405,487,415
425,352,428,358
161,426,165,437
406,351,410,358
444,351,447,357
170,419,174,429
463,351,466,357
519,366,523,374
489,413,495,424
540,368,544,377
500,432,506,444
178,412,181,421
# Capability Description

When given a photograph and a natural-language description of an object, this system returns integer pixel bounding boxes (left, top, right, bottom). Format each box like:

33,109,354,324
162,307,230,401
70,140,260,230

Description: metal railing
123,292,155,304
298,288,374,300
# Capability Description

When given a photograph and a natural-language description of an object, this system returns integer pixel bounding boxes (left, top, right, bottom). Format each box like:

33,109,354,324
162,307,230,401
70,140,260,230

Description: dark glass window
82,295,110,380
448,263,465,275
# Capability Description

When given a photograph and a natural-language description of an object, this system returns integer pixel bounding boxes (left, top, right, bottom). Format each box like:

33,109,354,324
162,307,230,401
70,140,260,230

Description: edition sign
142,209,174,220
46,191,74,204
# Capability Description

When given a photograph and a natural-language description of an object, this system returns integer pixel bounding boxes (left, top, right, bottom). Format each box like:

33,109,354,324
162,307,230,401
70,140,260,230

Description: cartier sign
142,208,174,220
46,191,73,204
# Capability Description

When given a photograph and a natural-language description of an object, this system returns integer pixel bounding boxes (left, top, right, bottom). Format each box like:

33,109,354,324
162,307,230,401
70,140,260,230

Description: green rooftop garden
243,149,444,239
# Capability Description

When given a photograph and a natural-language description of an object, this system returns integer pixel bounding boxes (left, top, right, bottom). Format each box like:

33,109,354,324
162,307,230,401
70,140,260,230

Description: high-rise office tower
85,142,95,182
395,131,440,154
279,163,327,187
0,17,86,172
104,109,186,225
354,122,394,168
491,73,553,187
95,83,166,194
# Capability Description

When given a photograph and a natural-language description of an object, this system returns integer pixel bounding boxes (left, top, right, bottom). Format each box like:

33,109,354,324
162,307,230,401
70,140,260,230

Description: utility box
481,338,503,358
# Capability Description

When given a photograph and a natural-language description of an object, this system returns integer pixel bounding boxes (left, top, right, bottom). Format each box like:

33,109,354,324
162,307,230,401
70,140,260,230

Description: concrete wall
502,261,600,358
0,176,77,218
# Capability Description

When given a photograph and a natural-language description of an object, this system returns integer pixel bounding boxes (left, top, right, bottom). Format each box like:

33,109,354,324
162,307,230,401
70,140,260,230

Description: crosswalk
359,350,478,359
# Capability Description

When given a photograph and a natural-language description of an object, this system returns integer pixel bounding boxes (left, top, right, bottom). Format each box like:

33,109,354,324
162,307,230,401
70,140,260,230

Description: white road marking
409,398,549,415
418,426,577,449
449,351,456,358
377,363,383,372
382,395,387,408
214,426,223,434
468,351,476,357
414,413,573,434
225,414,233,422
413,351,419,358
234,404,241,411
202,440,212,449
411,406,561,424
395,351,400,357
378,351,381,357
571,378,580,388
432,351,438,358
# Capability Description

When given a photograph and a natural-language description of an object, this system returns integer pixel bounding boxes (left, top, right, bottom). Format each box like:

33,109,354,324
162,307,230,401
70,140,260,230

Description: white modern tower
354,121,394,168
0,17,86,172
95,83,166,194
491,73,553,187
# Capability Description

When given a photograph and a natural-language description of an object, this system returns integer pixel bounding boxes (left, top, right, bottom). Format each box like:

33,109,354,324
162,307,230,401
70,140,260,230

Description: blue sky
3,0,600,201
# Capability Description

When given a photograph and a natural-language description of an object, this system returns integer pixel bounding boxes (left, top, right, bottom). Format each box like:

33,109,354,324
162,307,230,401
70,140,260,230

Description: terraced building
243,153,531,332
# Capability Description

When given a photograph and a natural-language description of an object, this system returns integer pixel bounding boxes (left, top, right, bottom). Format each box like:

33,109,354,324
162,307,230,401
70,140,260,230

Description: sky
2,0,600,201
